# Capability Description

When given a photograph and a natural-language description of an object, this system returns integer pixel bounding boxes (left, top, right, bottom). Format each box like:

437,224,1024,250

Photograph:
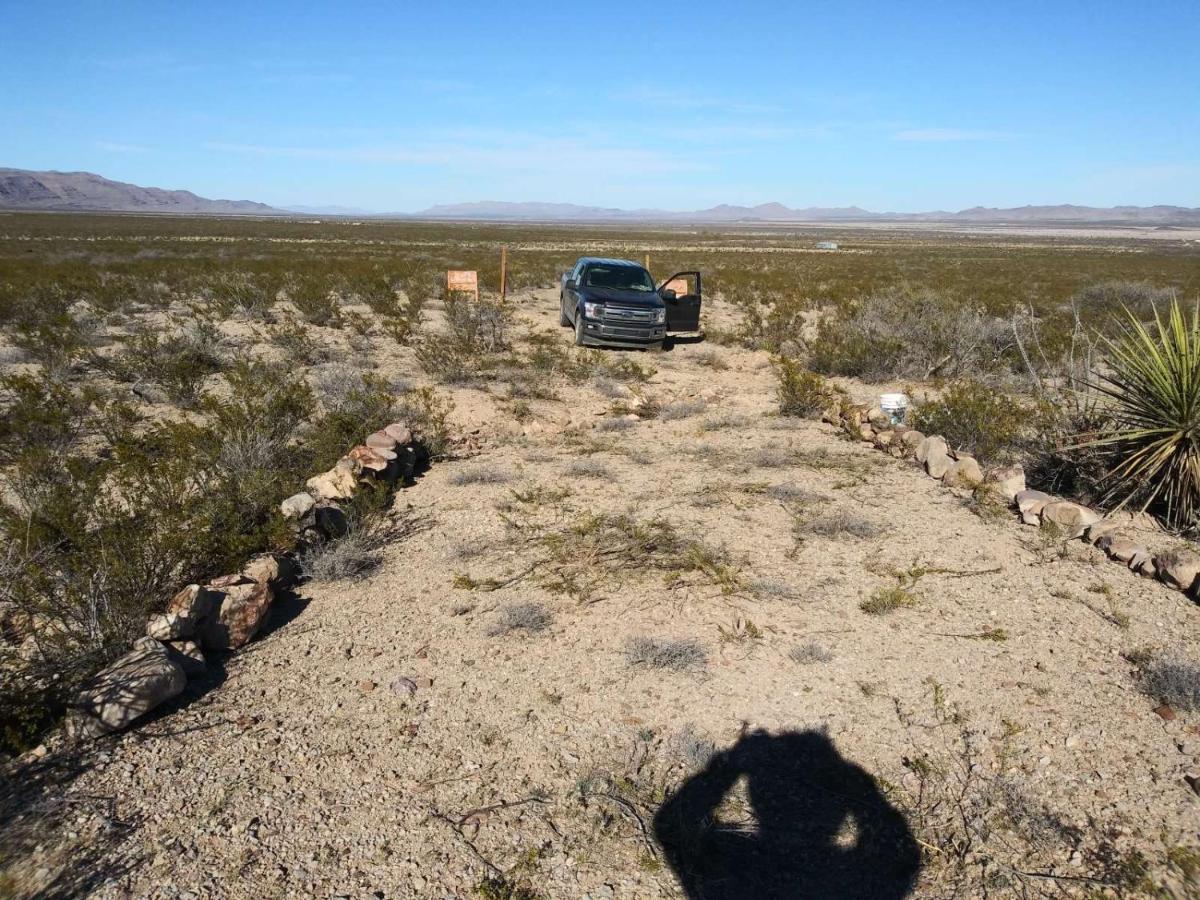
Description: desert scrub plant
208,271,275,320
775,356,836,418
487,601,552,636
449,465,513,486
789,640,833,664
106,316,228,406
297,516,410,582
659,398,707,421
397,386,454,459
909,379,1057,464
860,585,918,615
793,509,880,540
416,294,510,383
625,636,708,672
809,286,1016,380
1081,298,1200,529
286,275,340,326
1136,649,1200,711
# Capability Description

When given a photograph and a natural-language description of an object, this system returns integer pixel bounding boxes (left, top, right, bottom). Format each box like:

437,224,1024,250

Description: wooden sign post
446,270,479,300
644,253,650,271
500,246,507,303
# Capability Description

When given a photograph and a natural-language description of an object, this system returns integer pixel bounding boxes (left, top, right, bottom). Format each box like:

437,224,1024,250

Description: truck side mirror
661,288,677,301
565,278,577,290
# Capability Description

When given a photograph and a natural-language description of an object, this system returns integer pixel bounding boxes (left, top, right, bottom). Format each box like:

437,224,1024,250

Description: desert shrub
625,636,708,672
909,379,1057,464
270,320,328,364
297,517,407,582
11,309,89,378
397,386,454,459
107,316,227,405
775,357,836,418
565,459,609,479
789,640,833,664
659,399,707,421
1081,299,1200,528
208,271,274,320
449,466,512,486
794,510,880,539
416,294,509,383
486,601,552,636
286,276,340,326
809,287,1014,380
302,370,398,472
1137,650,1200,711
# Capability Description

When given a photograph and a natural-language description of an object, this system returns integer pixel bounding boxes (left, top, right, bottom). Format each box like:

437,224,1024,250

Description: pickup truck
559,257,702,349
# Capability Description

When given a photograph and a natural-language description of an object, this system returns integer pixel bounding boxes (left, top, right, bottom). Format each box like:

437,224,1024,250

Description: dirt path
18,290,1200,898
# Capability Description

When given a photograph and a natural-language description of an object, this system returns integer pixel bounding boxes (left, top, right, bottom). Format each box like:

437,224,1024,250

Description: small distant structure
815,241,839,251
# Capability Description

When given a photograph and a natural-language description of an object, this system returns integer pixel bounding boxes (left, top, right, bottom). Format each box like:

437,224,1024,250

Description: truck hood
577,286,665,308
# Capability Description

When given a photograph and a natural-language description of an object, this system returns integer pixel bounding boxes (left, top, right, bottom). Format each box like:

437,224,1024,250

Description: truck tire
559,297,570,327
574,315,586,346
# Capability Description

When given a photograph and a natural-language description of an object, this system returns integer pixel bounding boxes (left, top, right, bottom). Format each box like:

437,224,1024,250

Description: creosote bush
775,357,836,418
910,379,1057,465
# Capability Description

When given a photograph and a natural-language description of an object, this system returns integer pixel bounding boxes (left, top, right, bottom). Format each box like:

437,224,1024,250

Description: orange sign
664,278,690,297
446,270,479,298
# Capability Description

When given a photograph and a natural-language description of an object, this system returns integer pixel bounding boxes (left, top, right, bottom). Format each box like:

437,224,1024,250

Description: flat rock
365,430,398,452
1040,500,1102,538
1084,520,1120,544
70,637,186,737
384,422,413,445
242,553,300,590
1097,534,1146,565
348,444,393,471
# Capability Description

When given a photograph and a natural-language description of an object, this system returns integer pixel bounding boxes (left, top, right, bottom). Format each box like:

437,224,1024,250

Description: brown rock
196,581,274,651
1154,550,1200,593
1132,553,1156,576
242,553,300,590
1097,534,1146,564
857,424,875,442
69,637,186,737
166,584,219,622
1155,704,1177,722
347,445,392,472
867,407,890,429
209,573,252,589
1084,520,1120,545
942,456,984,488
899,430,925,451
872,430,895,450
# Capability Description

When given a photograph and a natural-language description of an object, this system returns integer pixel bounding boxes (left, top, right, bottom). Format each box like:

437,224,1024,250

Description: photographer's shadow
653,729,921,899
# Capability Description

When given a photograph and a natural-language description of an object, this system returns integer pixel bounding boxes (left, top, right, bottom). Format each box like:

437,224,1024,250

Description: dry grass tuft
625,636,708,672
486,602,552,636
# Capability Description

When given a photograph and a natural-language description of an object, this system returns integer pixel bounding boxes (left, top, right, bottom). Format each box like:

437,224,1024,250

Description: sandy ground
8,290,1200,899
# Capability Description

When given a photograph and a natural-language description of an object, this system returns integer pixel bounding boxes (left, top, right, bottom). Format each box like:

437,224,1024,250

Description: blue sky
2,1,1197,212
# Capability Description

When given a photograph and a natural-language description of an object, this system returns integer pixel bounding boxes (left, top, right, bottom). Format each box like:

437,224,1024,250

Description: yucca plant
1083,297,1200,528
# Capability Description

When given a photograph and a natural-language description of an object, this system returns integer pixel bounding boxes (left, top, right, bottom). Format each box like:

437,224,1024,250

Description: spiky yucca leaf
1084,298,1200,527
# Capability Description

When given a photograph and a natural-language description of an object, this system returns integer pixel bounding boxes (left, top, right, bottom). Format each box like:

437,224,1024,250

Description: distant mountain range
2,168,1198,225
0,168,278,215
415,200,1200,226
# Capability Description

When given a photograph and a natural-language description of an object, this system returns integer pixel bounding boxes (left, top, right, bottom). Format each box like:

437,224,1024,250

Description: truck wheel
574,316,586,346
559,298,570,327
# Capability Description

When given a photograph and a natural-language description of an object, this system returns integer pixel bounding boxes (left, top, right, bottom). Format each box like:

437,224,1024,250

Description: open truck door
659,271,702,333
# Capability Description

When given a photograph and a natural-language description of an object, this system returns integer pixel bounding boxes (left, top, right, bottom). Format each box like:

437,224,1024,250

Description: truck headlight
583,301,603,319
652,308,666,324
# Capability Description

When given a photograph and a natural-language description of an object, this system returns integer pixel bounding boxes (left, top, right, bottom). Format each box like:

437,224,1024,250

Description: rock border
823,401,1200,602
65,422,428,740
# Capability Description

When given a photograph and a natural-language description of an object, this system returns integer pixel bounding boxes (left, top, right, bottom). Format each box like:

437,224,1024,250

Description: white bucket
880,392,909,425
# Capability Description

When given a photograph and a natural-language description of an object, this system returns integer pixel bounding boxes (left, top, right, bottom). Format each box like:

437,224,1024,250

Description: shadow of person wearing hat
653,728,921,899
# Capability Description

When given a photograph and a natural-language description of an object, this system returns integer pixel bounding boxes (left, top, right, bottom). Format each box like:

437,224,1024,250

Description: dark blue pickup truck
559,257,702,349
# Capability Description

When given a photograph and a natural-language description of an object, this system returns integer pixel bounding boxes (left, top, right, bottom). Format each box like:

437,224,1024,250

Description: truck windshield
584,265,655,292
